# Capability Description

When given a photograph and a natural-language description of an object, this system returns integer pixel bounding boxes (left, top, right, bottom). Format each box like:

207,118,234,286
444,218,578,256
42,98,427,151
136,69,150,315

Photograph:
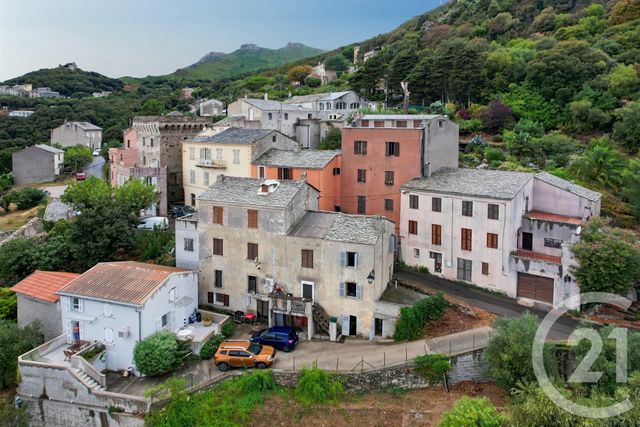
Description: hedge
393,292,447,341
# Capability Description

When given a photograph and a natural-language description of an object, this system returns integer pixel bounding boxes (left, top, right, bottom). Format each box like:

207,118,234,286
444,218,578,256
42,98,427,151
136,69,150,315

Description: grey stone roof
191,128,273,144
253,149,340,169
535,171,601,202
359,114,442,121
242,98,312,111
288,211,386,245
213,115,245,126
402,168,534,200
67,121,102,131
34,144,64,154
198,176,308,208
285,91,355,104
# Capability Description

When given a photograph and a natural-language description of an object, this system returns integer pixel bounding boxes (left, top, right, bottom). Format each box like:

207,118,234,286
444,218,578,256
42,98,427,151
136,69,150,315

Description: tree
64,145,93,173
571,218,640,295
0,288,16,320
439,397,503,427
570,137,627,189
133,331,182,376
387,49,419,97
243,75,272,91
622,159,640,222
287,65,313,83
568,100,609,133
0,320,43,389
100,139,122,160
504,119,545,165
140,99,165,116
318,128,341,150
608,0,640,25
613,102,640,152
115,178,157,215
538,132,575,167
0,238,38,286
61,176,111,210
324,55,350,76
605,64,640,99
481,100,513,130
305,77,321,88
13,188,47,210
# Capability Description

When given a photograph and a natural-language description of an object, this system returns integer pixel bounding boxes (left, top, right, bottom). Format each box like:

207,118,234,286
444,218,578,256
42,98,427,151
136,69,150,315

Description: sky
0,0,443,81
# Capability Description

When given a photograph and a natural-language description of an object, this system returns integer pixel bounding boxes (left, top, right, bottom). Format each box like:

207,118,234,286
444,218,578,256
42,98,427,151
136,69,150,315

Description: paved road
85,155,105,179
42,185,67,200
396,269,580,340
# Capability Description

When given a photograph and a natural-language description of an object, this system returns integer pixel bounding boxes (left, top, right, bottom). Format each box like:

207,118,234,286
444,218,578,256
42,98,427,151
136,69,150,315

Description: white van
137,216,169,230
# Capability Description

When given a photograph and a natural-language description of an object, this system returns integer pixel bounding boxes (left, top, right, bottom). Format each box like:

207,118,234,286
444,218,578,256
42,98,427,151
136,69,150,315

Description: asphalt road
84,155,105,179
396,268,581,341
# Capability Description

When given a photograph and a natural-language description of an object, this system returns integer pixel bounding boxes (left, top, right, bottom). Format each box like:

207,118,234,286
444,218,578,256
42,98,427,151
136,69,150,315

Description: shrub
295,367,344,406
439,397,503,427
305,77,322,87
481,100,513,130
0,320,43,388
394,293,447,341
199,334,224,360
13,188,47,210
457,119,483,135
0,288,17,320
221,321,234,339
485,147,506,163
133,331,182,376
414,354,451,381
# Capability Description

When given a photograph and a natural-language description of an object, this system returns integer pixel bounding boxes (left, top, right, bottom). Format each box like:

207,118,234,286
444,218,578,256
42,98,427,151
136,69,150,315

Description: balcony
196,159,226,169
270,293,311,316
511,249,562,265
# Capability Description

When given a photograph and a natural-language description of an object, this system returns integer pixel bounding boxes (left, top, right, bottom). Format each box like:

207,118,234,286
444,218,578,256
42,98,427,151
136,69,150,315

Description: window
258,166,265,179
486,233,498,249
488,204,499,220
396,120,407,128
212,238,223,255
233,149,240,164
247,275,257,293
284,113,289,120
385,141,400,156
301,249,314,268
361,120,369,127
272,135,276,142
438,120,445,128
71,297,82,312
278,168,292,180
215,293,229,307
143,156,146,165
357,195,366,214
216,148,223,161
357,169,367,182
207,292,214,304
104,327,114,344
189,147,195,160
142,137,146,146
102,303,112,317
214,270,223,288
189,170,195,184
461,228,472,251
432,197,442,212
268,113,273,120
384,199,393,211
127,139,130,148
203,171,209,186
374,120,384,128
247,209,258,228
191,193,196,206
319,103,324,111
333,167,341,175
457,258,472,281
384,171,394,186
544,238,563,249
482,262,489,275
432,224,442,245
247,243,259,260
302,282,314,300
201,148,211,160
169,287,177,302
354,140,367,155
462,201,473,217
336,102,347,109
414,248,420,257
410,195,419,209
344,251,357,268
184,238,194,252
346,282,357,297
161,313,169,328
213,206,223,224
408,220,418,235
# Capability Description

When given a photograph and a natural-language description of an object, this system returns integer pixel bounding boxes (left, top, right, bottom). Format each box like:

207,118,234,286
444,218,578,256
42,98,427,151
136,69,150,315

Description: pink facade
109,128,137,187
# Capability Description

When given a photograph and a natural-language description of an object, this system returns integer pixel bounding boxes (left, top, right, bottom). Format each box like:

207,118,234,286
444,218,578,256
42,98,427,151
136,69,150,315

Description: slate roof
242,98,312,111
253,149,340,169
199,176,311,208
11,271,81,303
285,91,354,104
191,128,273,144
57,261,190,306
288,211,387,245
34,144,64,154
66,121,102,131
402,168,534,200
535,171,601,202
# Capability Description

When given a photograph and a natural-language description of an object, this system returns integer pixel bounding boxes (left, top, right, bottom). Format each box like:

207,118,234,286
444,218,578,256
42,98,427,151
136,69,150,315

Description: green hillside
169,42,325,81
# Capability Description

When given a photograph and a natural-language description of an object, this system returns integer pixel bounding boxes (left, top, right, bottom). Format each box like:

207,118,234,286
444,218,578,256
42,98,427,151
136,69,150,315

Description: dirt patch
0,205,40,232
424,304,495,339
253,382,505,427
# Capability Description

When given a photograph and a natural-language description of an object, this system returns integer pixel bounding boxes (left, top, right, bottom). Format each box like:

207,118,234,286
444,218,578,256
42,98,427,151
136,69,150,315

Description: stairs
72,368,104,391
312,303,331,334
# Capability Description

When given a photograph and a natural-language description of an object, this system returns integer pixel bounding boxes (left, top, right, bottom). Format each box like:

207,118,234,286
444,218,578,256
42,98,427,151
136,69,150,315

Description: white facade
8,110,34,118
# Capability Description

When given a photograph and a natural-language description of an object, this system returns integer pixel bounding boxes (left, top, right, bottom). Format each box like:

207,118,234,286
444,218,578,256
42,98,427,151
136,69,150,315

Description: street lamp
367,270,375,284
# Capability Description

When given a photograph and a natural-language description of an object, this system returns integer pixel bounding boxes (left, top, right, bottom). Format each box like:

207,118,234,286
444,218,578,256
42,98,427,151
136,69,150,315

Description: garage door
517,273,554,304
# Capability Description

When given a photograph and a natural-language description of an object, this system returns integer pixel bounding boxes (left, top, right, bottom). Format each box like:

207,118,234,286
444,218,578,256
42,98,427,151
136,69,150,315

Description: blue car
250,326,299,352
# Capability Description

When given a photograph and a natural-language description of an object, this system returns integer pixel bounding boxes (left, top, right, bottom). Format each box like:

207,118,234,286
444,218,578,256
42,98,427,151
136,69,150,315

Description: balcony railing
511,249,562,265
270,293,310,315
196,159,226,169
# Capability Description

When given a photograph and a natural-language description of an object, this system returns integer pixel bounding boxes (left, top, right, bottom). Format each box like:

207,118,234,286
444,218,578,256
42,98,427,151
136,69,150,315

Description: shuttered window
409,195,419,209
482,262,489,275
213,238,223,256
461,228,472,251
214,270,223,288
488,204,499,220
247,209,258,228
486,233,498,249
432,224,442,245
247,243,259,260
432,197,442,212
462,201,473,217
212,206,223,224
301,249,314,268
408,220,418,235
457,258,472,281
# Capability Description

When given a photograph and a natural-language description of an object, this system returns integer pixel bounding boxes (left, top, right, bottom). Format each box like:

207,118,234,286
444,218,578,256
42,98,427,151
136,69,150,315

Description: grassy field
0,206,39,232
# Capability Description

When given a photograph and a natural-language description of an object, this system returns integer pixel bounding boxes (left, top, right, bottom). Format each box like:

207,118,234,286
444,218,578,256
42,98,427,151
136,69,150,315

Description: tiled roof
253,149,340,169
34,144,64,154
57,261,190,306
535,172,601,202
242,98,312,111
191,128,273,144
199,176,311,208
402,168,534,200
288,211,387,245
11,271,81,303
511,249,562,265
525,210,584,226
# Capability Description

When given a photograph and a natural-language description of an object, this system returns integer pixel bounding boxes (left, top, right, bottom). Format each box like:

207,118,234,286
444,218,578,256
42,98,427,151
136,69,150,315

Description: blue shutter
342,314,350,336
390,234,397,253
356,284,362,300
369,319,375,340
339,282,345,298
340,252,346,268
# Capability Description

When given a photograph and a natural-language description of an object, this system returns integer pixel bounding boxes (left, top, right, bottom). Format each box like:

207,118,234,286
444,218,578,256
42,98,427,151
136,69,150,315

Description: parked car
170,205,195,219
250,326,299,352
75,172,86,181
92,149,100,156
137,216,169,230
214,339,276,371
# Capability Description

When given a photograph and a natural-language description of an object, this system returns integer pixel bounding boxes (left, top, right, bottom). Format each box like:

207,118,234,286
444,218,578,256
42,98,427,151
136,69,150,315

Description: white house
56,261,198,374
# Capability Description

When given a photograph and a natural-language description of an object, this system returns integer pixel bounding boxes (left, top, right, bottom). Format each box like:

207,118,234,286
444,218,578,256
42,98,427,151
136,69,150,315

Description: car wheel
217,362,230,372
282,346,291,353
255,362,267,369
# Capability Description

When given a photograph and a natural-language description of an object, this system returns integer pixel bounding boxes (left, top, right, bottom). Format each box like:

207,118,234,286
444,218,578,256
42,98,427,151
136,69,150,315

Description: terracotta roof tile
511,249,562,265
11,271,81,303
525,210,584,226
57,261,191,306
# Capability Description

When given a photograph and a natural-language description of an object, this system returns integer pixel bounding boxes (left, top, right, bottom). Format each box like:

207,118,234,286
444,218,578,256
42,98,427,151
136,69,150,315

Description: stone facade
51,122,102,150
12,145,64,185
16,295,62,341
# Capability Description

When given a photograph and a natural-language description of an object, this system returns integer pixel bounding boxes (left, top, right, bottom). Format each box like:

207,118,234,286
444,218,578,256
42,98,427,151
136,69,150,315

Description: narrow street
84,155,105,179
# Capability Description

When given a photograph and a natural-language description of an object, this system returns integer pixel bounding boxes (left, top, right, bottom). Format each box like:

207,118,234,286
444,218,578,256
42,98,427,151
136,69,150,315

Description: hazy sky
0,0,442,81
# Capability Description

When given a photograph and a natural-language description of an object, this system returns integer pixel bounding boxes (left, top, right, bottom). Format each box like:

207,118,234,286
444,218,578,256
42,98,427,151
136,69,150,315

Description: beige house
182,128,300,207
400,169,601,309
175,176,396,340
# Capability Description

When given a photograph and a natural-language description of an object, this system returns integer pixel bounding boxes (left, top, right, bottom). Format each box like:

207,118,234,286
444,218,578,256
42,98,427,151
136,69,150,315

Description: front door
256,300,269,324
522,232,533,251
433,252,443,273
374,318,383,337
349,315,357,336
301,282,314,301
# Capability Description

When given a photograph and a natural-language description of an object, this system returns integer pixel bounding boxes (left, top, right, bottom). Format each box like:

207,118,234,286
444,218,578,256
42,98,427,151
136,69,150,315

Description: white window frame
169,287,177,303
300,281,314,301
189,147,195,160
103,303,113,318
104,327,114,344
233,149,240,164
189,170,196,184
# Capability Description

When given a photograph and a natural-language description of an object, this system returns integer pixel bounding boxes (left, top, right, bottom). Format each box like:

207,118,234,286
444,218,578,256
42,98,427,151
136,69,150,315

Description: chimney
260,183,269,193
216,174,225,183
425,162,431,178
264,93,268,101
300,171,308,182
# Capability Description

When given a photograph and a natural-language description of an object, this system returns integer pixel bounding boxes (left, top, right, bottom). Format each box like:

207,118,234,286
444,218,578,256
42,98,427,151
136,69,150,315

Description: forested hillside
4,66,123,97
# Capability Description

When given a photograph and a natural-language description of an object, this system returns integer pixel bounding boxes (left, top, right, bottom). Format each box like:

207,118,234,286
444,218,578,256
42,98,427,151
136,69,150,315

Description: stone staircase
312,302,331,334
72,368,105,391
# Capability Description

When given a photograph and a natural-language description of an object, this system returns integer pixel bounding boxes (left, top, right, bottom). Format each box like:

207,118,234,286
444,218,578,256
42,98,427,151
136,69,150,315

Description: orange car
214,339,276,371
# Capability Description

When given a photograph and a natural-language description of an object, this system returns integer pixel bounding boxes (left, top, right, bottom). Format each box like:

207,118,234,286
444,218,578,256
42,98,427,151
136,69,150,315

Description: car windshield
248,343,263,355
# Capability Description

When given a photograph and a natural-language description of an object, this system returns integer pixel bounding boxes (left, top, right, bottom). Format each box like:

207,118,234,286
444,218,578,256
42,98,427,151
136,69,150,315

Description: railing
511,249,562,265
270,294,311,315
71,342,107,388
196,160,226,169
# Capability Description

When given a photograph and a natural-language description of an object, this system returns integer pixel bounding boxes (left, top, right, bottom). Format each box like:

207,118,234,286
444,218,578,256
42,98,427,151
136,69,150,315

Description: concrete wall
532,178,601,218
51,124,102,149
12,146,59,185
425,118,459,172
175,215,199,270
16,295,62,341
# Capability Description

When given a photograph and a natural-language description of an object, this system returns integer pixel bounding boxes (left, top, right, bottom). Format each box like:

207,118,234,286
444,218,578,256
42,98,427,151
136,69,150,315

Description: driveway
41,185,67,200
84,155,105,179
395,268,580,340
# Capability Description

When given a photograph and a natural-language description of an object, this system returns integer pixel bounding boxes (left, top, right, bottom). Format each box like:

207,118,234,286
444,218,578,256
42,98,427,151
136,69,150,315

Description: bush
457,119,483,135
295,367,344,406
394,293,447,341
0,288,17,320
305,77,322,87
133,331,182,376
485,147,506,163
414,354,451,382
199,334,223,360
439,397,503,427
318,128,341,150
0,320,43,389
221,321,234,339
13,188,47,210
